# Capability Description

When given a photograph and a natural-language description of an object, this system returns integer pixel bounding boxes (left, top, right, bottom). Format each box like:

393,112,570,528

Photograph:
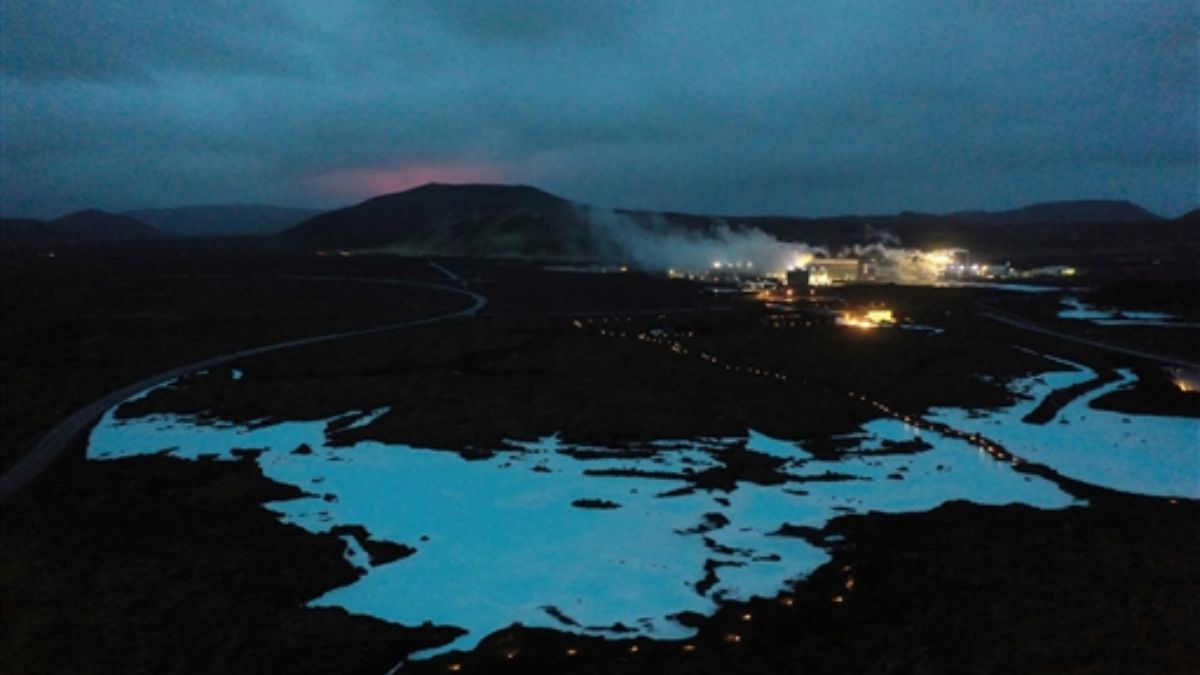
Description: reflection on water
89,405,1084,656
1058,297,1199,327
930,363,1199,499
86,351,1198,656
932,281,1066,293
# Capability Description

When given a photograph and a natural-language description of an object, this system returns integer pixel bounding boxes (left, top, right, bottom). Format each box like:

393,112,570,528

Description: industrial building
785,258,863,287
785,269,809,288
810,258,864,284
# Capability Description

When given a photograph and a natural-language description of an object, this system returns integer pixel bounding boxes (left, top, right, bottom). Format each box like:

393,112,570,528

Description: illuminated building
809,258,862,284
838,307,895,329
808,268,832,286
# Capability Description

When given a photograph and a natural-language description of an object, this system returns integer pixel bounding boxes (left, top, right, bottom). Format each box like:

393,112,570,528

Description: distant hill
127,204,321,237
280,185,1190,274
2,210,166,246
741,201,1192,274
951,200,1162,225
4,189,1190,277
1176,208,1200,224
51,210,167,239
282,183,600,258
0,218,49,240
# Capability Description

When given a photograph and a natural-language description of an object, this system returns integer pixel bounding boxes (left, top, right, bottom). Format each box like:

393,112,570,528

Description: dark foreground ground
2,248,1198,674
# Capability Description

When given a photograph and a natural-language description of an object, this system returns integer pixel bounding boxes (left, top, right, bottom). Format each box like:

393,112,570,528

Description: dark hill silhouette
283,183,599,258
951,200,1162,225
0,218,48,240
1176,208,1200,224
51,210,166,239
127,204,320,237
281,184,1189,274
2,210,165,246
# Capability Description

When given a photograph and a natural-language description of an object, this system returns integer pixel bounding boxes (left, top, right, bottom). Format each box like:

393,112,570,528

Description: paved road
0,278,487,503
979,308,1200,370
425,258,466,284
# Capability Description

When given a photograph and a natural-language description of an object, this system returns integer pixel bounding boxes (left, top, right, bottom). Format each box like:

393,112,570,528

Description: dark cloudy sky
2,1,1196,219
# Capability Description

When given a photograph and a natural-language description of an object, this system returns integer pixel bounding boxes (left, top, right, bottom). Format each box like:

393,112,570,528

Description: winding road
0,277,487,502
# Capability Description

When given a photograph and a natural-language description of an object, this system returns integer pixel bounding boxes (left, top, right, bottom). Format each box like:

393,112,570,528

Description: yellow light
832,595,845,604
840,316,876,329
741,612,753,621
724,633,742,644
790,252,814,270
566,648,578,657
865,309,894,324
448,664,462,672
629,644,639,653
682,644,697,652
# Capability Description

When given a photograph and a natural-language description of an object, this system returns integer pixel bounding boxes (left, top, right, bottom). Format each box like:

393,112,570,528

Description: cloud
1,1,1196,218
401,0,651,44
0,1,306,82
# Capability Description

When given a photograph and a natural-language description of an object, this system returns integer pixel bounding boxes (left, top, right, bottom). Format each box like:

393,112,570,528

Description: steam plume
844,243,965,284
586,208,964,284
585,208,821,274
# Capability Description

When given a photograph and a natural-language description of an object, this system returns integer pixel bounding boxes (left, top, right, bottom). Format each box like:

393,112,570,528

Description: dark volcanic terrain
2,241,1197,674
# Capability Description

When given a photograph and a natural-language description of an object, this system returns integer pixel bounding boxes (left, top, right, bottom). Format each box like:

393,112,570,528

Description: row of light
844,390,1020,464
440,586,851,670
443,638,707,671
765,319,816,329
579,317,793,384
578,314,1032,480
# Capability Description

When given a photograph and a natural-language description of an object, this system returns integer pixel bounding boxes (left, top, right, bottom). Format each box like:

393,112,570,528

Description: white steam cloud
586,208,965,284
586,208,821,275
844,243,965,284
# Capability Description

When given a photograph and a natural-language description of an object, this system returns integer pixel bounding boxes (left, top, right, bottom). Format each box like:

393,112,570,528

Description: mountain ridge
4,186,1190,263
949,199,1161,225
282,183,597,258
126,204,321,237
1,209,166,245
282,183,1179,253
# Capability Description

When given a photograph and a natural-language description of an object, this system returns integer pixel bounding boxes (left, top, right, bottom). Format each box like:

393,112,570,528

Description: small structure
786,268,810,288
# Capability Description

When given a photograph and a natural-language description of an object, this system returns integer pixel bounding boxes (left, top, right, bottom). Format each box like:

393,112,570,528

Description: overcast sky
2,1,1196,219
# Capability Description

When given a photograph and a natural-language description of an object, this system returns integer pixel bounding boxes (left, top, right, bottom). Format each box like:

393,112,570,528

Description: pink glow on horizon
312,163,506,199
